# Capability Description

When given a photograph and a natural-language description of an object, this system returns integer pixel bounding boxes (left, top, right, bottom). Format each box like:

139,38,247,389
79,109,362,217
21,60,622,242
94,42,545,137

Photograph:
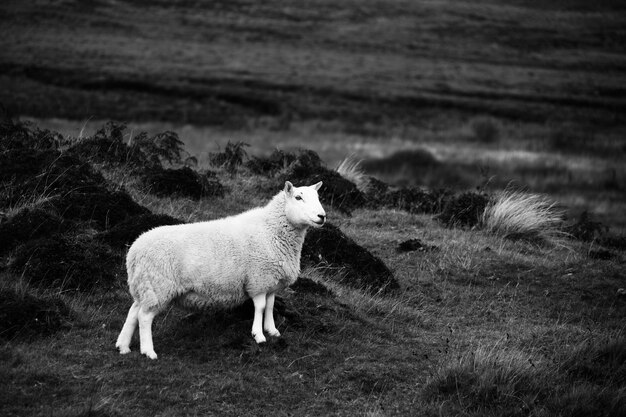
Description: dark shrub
0,149,108,209
99,213,184,249
438,192,490,228
565,211,608,242
302,223,397,294
9,235,124,292
362,177,390,206
0,287,73,340
68,122,186,168
51,189,149,229
0,207,67,255
0,113,62,152
68,121,135,165
385,187,452,214
142,167,225,199
246,149,296,176
209,141,250,173
133,130,186,165
364,177,456,215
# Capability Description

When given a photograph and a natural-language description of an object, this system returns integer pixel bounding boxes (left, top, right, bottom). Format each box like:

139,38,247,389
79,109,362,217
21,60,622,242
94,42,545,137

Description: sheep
115,181,326,359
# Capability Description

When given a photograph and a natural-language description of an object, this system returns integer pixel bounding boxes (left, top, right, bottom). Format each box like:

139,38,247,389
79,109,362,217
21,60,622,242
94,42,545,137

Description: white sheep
115,181,325,359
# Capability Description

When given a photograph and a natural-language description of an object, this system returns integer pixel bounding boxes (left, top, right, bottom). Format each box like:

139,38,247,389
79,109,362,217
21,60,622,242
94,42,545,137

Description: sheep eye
295,195,303,201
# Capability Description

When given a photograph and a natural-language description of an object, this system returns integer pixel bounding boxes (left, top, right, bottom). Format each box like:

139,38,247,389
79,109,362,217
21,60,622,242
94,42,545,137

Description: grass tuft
481,190,564,242
336,155,369,193
424,342,545,414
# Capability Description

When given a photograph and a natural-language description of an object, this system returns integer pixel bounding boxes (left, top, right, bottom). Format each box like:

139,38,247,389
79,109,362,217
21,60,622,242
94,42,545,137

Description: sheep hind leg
251,293,267,343
138,306,159,360
115,301,140,354
263,293,280,337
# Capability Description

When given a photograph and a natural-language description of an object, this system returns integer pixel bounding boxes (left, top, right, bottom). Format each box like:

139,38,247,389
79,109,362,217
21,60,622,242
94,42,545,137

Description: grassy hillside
0,118,624,416
1,1,625,415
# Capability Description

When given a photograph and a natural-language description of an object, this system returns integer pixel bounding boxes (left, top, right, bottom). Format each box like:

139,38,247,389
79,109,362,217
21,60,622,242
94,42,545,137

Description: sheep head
284,181,326,228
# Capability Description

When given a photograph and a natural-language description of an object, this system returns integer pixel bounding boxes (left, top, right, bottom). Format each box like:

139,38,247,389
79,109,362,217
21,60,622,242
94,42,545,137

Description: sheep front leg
251,293,267,343
264,293,281,337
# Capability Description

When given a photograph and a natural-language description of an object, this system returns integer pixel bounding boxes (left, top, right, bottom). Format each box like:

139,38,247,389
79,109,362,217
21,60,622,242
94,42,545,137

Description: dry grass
424,341,546,413
336,155,369,193
481,190,565,242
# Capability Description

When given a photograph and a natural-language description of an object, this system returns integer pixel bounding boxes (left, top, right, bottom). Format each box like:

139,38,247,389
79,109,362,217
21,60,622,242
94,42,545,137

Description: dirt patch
9,234,124,292
0,287,73,340
302,223,397,294
396,239,439,253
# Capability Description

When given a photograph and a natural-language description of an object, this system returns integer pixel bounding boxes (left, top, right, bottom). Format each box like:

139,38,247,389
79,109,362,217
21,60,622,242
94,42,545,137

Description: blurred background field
1,0,625,231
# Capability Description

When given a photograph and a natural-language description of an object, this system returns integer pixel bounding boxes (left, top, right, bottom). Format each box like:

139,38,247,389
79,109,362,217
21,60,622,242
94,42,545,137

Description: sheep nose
318,214,326,222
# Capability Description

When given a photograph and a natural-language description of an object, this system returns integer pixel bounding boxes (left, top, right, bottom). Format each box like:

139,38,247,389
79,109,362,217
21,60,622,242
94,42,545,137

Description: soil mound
50,190,149,229
9,234,124,292
0,207,67,255
302,223,398,294
0,287,73,340
0,148,108,208
142,167,225,200
99,213,184,249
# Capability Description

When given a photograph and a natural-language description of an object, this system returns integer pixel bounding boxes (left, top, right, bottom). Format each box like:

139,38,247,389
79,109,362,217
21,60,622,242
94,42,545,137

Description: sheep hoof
118,346,131,355
252,332,267,344
266,328,281,337
142,350,158,360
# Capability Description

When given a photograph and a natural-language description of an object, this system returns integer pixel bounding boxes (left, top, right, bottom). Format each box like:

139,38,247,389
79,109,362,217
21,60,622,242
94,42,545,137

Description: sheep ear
312,181,323,191
284,181,294,196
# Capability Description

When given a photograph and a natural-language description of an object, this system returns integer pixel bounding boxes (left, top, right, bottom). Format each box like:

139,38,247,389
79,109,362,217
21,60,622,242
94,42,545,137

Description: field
1,0,625,416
